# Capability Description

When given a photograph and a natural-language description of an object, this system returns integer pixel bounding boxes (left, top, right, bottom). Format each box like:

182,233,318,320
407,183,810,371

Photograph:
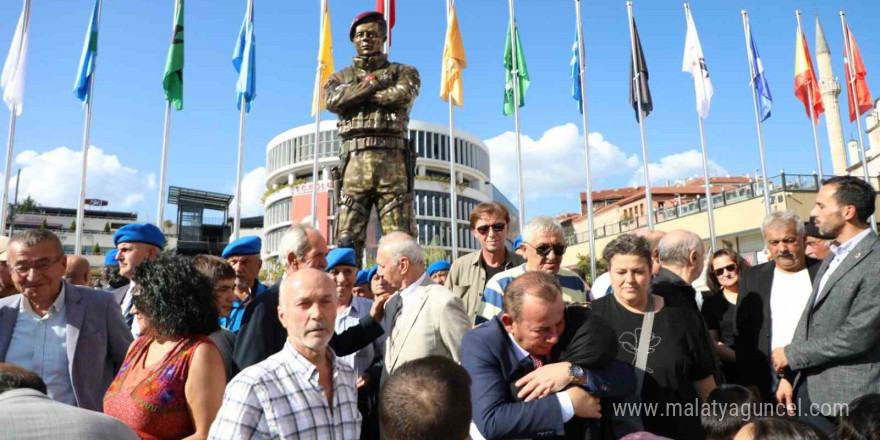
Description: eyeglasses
475,223,506,235
12,255,63,276
524,242,567,257
712,264,737,277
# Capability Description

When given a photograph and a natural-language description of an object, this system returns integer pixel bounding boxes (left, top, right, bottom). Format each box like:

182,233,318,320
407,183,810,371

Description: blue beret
113,223,165,249
222,236,262,258
427,260,451,276
367,264,379,282
326,248,357,272
104,249,119,267
512,235,523,250
355,269,371,287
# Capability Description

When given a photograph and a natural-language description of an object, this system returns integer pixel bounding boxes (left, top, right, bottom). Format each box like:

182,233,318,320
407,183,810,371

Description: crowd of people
0,175,878,440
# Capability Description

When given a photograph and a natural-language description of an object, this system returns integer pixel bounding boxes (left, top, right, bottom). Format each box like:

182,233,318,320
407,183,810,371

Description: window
417,131,425,157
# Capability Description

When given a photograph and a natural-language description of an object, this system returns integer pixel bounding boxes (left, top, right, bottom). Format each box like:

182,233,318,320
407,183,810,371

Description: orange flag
794,26,824,123
844,25,873,122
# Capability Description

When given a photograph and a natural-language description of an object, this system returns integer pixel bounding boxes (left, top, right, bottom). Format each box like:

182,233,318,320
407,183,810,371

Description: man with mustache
209,269,362,439
735,211,822,403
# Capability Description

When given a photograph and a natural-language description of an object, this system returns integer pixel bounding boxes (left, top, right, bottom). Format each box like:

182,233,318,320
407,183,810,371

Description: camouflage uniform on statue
325,11,420,260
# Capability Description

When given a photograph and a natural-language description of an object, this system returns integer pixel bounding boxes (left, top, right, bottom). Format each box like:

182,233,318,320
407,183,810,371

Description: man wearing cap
327,248,384,440
325,11,421,261
804,219,833,261
427,260,451,285
220,236,268,334
99,250,128,291
353,268,373,299
113,223,165,334
0,236,17,298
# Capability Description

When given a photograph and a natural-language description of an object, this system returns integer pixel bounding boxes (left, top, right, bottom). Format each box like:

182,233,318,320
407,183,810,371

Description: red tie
530,354,545,369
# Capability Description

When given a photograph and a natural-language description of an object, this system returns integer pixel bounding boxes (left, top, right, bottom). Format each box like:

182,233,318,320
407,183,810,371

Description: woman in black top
702,249,749,384
591,234,716,439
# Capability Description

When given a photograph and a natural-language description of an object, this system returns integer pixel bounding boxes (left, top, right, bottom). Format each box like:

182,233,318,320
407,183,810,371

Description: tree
259,258,286,284
69,220,77,231
423,236,448,266
163,220,173,231
576,253,609,286
103,222,110,233
92,243,101,255
16,196,37,213
39,218,48,229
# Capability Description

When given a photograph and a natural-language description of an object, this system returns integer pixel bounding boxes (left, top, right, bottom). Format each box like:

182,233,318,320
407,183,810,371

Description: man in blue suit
462,271,634,440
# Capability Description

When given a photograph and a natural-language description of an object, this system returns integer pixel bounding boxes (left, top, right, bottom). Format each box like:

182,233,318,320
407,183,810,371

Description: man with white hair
372,231,469,380
233,223,388,370
653,229,706,311
474,216,588,324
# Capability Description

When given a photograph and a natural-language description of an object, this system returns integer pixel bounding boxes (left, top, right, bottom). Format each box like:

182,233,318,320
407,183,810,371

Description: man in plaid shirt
208,269,362,440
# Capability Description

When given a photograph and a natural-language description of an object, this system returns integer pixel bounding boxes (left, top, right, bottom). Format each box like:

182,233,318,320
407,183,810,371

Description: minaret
815,14,848,176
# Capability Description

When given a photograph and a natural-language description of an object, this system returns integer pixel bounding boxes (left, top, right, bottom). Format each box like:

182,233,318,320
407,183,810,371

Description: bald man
655,229,706,311
63,256,92,288
210,269,362,439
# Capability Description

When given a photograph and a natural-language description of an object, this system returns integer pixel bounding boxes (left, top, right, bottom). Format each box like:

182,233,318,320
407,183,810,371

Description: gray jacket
0,281,133,412
0,388,139,439
785,231,880,413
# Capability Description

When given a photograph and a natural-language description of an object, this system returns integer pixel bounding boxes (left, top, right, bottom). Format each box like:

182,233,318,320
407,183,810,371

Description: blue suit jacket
0,281,133,412
462,306,635,440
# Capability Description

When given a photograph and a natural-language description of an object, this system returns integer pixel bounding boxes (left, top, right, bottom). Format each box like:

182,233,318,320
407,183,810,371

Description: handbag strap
633,294,655,395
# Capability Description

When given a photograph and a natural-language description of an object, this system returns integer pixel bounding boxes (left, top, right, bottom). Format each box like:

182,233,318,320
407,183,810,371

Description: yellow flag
312,1,334,116
440,2,466,107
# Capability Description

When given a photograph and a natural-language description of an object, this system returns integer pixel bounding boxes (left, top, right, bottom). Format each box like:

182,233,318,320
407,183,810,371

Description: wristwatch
569,364,587,386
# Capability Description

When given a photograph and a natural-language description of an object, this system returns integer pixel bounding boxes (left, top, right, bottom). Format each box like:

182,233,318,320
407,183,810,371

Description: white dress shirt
335,295,384,376
120,282,140,337
5,285,76,405
770,268,813,349
816,228,872,303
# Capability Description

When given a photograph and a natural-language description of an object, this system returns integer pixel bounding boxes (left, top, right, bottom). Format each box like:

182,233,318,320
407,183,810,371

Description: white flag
1,1,30,116
682,8,712,119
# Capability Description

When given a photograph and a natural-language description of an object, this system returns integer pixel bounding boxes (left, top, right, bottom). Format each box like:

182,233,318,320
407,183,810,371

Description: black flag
629,20,652,121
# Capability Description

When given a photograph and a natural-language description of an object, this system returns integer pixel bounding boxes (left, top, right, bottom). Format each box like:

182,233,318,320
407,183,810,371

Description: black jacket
232,281,385,370
735,258,822,402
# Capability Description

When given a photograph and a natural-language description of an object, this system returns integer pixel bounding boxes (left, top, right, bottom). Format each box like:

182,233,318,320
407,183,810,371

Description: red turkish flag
375,0,395,46
844,25,873,122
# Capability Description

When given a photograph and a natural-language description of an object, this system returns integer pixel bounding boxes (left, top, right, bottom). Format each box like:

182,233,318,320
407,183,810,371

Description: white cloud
9,146,154,210
230,166,266,217
631,149,729,186
484,123,639,204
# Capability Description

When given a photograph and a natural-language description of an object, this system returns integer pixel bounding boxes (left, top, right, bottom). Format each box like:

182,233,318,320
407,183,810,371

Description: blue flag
233,0,256,112
571,30,583,114
73,0,99,103
749,26,772,122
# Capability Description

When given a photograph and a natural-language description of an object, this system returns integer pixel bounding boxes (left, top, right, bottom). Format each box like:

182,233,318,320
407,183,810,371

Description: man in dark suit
233,223,387,370
772,176,880,433
652,230,705,311
0,230,132,412
736,211,822,403
462,271,635,440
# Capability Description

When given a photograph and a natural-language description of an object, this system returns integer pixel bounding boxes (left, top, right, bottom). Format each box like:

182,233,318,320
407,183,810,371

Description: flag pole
1,111,16,235
156,0,180,227
310,0,326,229
839,11,877,232
796,10,825,181
741,11,772,216
446,0,459,259
574,0,595,283
507,0,526,230
233,0,253,241
383,0,390,56
684,3,717,252
74,0,102,255
626,1,653,230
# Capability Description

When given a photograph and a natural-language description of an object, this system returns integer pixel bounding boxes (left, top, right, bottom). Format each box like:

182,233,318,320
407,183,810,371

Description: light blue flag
749,26,772,122
232,0,256,112
571,30,583,114
73,0,99,103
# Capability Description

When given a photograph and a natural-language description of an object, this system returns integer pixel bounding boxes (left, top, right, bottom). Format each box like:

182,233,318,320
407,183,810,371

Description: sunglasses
712,264,737,277
525,242,567,257
475,223,506,235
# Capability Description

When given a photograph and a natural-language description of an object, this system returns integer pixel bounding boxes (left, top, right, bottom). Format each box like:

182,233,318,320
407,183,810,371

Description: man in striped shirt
475,216,590,324
208,269,361,440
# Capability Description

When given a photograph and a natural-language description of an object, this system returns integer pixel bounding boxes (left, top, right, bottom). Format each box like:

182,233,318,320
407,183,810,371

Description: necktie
124,308,134,329
530,354,546,369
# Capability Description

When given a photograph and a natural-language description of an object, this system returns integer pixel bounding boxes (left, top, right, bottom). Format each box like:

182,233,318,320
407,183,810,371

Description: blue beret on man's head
427,260,451,276
367,264,379,282
113,223,165,249
104,249,119,267
512,235,523,250
355,269,371,287
222,236,262,258
326,248,357,272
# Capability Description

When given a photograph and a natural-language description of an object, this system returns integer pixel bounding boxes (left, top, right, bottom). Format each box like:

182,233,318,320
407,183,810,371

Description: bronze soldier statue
325,11,420,261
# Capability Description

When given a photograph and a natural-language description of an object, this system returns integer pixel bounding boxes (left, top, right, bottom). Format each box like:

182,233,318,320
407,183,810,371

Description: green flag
163,0,184,110
503,22,529,116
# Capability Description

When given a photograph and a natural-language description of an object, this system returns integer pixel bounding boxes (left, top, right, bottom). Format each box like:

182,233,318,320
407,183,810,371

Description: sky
0,0,878,224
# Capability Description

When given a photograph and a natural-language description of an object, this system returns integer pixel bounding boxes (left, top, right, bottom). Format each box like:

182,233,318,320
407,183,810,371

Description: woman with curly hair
702,249,749,384
104,254,226,440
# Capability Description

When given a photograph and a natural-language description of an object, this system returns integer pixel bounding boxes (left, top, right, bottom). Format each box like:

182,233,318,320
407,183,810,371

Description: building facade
263,120,509,262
